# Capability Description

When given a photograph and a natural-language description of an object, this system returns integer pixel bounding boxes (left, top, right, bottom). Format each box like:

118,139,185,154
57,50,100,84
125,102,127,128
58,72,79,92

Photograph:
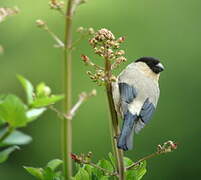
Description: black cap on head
135,57,164,74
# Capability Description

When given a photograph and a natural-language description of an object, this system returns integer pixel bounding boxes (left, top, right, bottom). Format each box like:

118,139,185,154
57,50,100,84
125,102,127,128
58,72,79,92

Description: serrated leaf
0,129,32,147
46,159,63,171
31,95,64,108
0,146,19,163
26,108,47,123
24,166,44,180
0,95,28,127
17,75,34,105
74,168,90,180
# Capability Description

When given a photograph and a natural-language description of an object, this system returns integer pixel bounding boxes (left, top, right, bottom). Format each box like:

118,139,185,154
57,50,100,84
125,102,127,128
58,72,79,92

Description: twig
81,55,104,70
70,34,87,50
36,20,64,48
71,0,86,14
49,90,96,120
88,162,116,176
66,90,96,119
44,26,64,48
126,152,157,171
126,140,177,171
71,153,116,176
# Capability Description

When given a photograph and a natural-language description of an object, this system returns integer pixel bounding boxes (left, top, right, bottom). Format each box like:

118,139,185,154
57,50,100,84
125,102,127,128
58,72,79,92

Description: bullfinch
112,57,164,151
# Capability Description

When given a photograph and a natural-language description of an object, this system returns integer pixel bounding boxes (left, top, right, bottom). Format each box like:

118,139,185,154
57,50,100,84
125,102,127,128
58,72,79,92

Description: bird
112,57,164,151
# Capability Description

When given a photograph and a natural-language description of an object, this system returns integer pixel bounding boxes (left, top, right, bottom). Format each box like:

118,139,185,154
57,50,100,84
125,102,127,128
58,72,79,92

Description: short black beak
156,63,164,72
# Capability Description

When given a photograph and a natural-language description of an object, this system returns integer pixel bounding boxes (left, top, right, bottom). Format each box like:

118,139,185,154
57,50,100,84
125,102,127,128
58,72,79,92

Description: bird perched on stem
112,57,164,151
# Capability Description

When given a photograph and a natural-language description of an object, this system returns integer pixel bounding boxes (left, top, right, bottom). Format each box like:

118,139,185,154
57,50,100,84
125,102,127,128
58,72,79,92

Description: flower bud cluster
82,28,126,85
86,70,105,86
76,26,95,35
36,19,46,28
49,0,64,10
0,7,19,23
88,28,127,69
157,140,177,154
71,152,93,164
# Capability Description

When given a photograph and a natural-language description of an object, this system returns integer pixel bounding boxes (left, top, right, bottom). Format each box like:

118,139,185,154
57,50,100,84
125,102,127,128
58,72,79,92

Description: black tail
117,111,137,151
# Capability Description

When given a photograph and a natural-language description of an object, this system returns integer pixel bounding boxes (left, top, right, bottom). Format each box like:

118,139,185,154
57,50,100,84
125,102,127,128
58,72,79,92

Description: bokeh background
0,0,200,179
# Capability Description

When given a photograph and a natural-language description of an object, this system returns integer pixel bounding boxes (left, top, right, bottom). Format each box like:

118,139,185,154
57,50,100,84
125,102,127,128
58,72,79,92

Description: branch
89,162,116,176
50,89,96,120
71,0,86,14
126,140,177,171
36,20,64,48
66,89,96,119
71,153,116,176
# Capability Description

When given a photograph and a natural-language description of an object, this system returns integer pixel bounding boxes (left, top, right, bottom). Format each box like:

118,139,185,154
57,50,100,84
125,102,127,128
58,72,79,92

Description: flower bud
36,19,46,28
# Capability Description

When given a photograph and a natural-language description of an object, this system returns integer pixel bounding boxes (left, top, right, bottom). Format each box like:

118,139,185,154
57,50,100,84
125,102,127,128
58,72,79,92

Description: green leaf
46,159,63,171
97,159,114,171
93,159,114,178
136,161,147,180
125,170,137,180
83,164,93,178
31,95,64,108
0,95,28,127
0,129,32,147
17,75,34,105
26,108,47,123
0,146,19,163
24,166,44,180
108,152,115,169
125,161,147,180
74,168,90,180
43,167,55,180
100,176,110,180
123,157,133,166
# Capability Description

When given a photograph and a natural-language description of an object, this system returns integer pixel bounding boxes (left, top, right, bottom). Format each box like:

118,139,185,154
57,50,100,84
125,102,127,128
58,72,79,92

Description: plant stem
126,152,158,170
0,126,14,143
63,0,74,179
105,59,125,180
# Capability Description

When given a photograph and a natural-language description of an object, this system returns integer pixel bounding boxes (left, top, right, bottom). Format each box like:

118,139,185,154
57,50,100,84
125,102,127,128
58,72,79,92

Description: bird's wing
118,82,137,115
117,82,138,150
134,98,156,134
139,98,156,124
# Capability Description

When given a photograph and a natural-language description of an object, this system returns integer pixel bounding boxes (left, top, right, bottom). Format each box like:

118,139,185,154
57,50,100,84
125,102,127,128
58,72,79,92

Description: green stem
126,152,157,170
63,0,74,179
105,59,125,180
0,126,14,143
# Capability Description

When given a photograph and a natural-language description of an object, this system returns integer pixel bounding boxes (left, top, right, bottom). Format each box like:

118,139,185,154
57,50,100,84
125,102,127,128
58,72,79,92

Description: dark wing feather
139,98,156,124
117,83,138,151
119,82,137,104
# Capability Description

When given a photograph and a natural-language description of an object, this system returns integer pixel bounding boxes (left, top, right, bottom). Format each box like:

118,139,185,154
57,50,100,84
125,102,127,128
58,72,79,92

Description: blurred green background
0,0,200,179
